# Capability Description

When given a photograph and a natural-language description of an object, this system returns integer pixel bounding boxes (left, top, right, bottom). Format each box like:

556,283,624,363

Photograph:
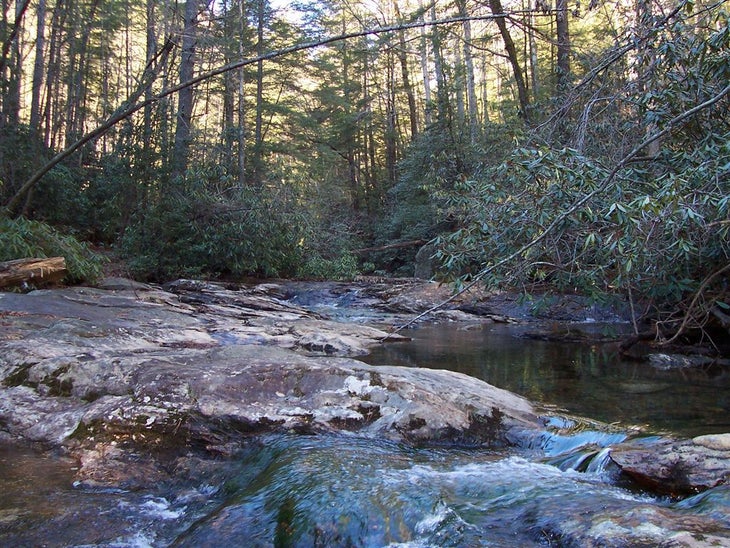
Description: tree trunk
340,13,360,211
429,3,449,125
418,0,432,127
455,44,466,129
635,0,660,157
0,257,67,288
171,0,198,181
480,54,490,124
555,0,570,92
460,5,479,142
43,2,65,150
237,0,247,188
488,0,530,121
362,35,377,202
221,0,234,172
65,0,101,154
252,0,265,185
385,47,397,186
158,5,173,171
528,0,539,100
1,0,30,129
143,0,157,163
393,0,418,140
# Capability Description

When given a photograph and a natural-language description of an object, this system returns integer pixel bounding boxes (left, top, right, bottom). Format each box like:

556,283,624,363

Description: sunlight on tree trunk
172,0,198,181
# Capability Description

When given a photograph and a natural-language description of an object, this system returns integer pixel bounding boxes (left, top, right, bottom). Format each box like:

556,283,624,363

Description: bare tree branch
661,261,730,345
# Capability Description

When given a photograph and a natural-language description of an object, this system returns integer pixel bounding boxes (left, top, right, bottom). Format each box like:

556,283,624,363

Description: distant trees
1,0,585,212
0,0,727,320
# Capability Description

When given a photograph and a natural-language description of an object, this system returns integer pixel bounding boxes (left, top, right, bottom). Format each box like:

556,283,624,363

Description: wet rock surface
610,434,730,497
539,501,730,547
0,278,539,485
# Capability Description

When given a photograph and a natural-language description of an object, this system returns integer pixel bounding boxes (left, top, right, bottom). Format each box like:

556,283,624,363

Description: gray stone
539,503,730,547
0,280,540,485
414,243,437,280
693,433,730,451
610,436,730,496
95,277,153,291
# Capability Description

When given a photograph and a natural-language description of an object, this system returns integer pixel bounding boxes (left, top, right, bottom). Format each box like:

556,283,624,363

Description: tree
393,0,418,140
555,0,570,92
171,0,200,180
0,0,31,130
488,0,530,120
456,0,479,141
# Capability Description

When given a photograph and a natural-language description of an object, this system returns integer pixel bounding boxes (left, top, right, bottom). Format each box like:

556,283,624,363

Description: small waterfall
551,446,617,478
551,450,594,471
584,447,613,475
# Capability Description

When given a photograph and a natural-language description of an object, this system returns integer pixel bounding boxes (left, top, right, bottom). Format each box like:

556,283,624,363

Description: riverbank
0,278,542,481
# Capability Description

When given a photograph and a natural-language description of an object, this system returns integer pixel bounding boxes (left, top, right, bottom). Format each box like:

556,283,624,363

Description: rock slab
610,434,730,496
0,279,540,484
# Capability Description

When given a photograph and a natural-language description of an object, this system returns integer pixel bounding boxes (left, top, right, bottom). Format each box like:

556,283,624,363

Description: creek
364,323,730,438
1,283,730,546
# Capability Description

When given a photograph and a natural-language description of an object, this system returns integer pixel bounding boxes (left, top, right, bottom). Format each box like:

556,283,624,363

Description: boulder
537,503,730,547
414,243,437,280
0,279,541,485
71,346,539,450
610,434,730,496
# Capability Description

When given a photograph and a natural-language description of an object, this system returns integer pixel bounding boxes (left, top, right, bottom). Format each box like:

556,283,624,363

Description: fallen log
0,257,67,289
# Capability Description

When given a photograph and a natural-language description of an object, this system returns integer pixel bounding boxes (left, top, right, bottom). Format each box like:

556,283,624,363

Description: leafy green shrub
0,125,46,203
434,147,612,293
118,167,314,282
374,121,525,276
0,125,91,230
298,251,360,280
436,142,730,310
0,215,105,284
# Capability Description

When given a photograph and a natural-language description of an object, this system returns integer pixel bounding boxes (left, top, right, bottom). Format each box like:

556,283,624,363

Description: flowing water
2,285,730,546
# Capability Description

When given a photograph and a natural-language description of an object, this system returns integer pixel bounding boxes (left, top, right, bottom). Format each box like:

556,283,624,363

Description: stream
364,323,730,438
2,283,730,546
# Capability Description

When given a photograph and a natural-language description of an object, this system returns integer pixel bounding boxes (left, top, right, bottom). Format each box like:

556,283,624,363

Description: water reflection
364,323,730,437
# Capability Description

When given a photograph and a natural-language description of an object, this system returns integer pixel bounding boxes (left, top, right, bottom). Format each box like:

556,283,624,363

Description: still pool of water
365,322,730,438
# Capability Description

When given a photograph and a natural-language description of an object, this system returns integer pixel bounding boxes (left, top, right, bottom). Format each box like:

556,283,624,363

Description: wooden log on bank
0,257,67,289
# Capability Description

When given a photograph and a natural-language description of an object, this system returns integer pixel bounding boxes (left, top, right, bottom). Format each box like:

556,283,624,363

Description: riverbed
1,280,729,546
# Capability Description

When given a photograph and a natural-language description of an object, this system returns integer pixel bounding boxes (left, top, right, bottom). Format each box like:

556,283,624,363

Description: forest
0,0,729,338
